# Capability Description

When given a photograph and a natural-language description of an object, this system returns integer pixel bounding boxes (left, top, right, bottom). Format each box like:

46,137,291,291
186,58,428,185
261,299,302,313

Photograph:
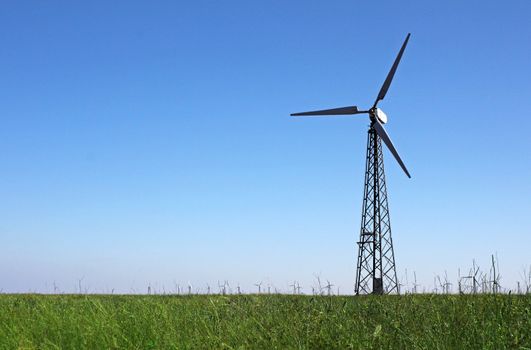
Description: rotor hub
372,108,388,124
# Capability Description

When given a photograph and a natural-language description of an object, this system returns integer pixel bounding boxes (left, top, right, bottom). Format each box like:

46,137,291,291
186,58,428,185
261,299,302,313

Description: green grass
0,294,529,349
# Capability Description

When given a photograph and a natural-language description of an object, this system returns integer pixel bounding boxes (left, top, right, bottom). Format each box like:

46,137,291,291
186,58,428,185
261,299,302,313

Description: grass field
0,294,530,349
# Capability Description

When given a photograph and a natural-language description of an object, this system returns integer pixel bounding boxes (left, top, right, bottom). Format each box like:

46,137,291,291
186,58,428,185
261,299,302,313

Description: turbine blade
372,119,411,178
291,106,363,116
373,33,411,108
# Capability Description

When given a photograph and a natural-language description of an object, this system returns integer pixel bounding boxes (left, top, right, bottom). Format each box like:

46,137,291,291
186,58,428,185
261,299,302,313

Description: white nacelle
375,108,388,124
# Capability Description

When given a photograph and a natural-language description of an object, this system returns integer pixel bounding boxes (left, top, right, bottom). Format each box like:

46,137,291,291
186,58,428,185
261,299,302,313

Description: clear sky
1,0,530,294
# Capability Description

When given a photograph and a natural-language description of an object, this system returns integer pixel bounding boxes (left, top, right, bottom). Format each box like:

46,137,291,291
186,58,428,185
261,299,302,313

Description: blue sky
1,0,530,294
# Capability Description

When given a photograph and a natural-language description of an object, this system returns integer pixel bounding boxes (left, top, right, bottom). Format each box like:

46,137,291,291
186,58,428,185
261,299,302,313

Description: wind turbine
490,254,501,294
443,271,452,294
254,281,263,294
296,282,302,295
325,280,334,296
292,34,412,294
289,281,297,295
412,271,420,294
218,281,227,295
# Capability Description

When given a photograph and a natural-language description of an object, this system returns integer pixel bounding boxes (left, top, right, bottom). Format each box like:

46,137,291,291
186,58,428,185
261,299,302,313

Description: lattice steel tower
355,128,398,294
